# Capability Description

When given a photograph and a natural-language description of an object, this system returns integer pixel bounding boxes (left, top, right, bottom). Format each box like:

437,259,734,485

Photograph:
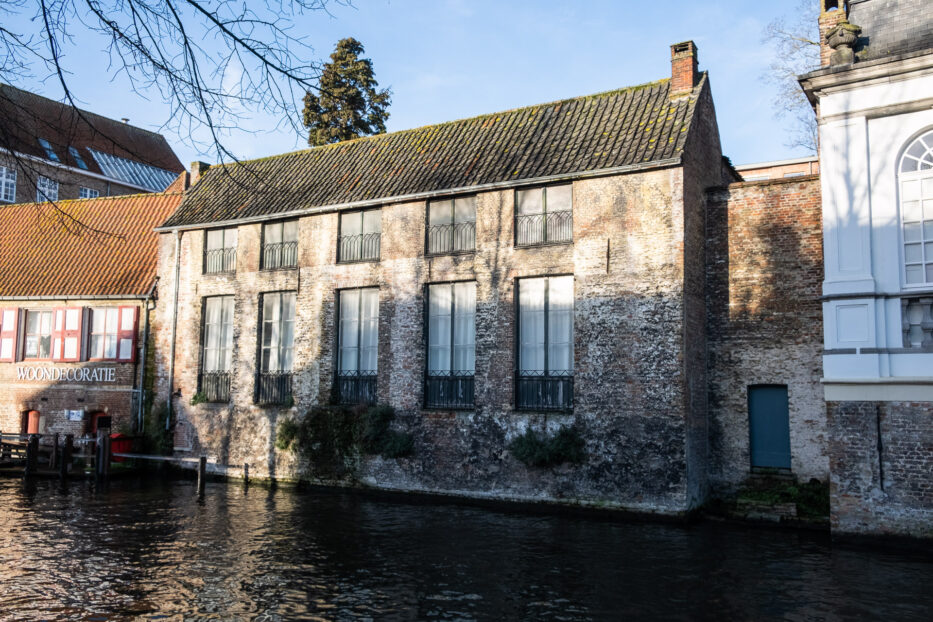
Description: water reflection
0,478,931,620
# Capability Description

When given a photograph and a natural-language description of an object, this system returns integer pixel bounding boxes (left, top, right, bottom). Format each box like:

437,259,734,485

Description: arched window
899,129,933,285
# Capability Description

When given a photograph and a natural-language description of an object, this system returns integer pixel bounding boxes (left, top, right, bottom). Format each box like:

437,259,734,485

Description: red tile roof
0,84,184,182
0,193,181,298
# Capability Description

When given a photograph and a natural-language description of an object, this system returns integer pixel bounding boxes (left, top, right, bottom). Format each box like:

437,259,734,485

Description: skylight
38,138,60,162
88,149,178,192
69,146,89,170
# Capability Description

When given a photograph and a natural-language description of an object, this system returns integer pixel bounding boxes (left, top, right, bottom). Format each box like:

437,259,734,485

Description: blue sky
10,1,815,167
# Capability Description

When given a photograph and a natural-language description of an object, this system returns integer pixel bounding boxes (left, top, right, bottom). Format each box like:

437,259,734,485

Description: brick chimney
190,160,210,186
670,41,698,97
818,1,846,67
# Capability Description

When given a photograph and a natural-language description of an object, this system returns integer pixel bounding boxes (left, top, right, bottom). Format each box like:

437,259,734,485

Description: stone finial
825,20,861,66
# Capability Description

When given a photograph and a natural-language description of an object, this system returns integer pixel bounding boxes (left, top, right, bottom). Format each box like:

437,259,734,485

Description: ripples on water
0,477,931,621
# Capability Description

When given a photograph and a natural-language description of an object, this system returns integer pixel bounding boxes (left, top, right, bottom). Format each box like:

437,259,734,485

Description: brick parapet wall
0,298,147,437
155,166,705,513
706,175,826,490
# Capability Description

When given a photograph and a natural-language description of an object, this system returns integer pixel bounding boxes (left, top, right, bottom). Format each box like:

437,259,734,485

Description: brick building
0,84,184,205
151,41,774,515
0,192,181,438
800,0,933,536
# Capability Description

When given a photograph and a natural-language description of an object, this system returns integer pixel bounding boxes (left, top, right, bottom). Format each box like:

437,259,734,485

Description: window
338,210,381,262
51,308,82,361
24,310,54,359
199,296,234,402
0,309,18,361
337,288,379,404
900,129,933,285
89,307,137,361
256,292,295,404
516,276,574,410
79,187,99,199
38,138,59,162
204,227,237,274
427,196,476,254
426,282,476,409
36,176,58,202
261,221,298,269
0,166,15,203
69,147,88,170
515,184,572,246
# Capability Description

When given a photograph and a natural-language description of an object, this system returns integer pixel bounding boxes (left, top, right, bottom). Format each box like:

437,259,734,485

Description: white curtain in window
453,282,476,373
517,188,543,215
203,297,234,372
519,278,546,372
430,200,453,225
262,292,295,372
341,212,361,236
339,289,360,372
359,289,379,371
362,210,381,235
547,276,574,372
339,288,379,372
546,184,572,212
428,284,451,373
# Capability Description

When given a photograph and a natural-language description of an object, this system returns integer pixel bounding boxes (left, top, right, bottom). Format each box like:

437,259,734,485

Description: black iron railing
515,210,572,246
338,233,381,263
425,373,474,409
255,371,292,405
427,221,476,254
336,370,377,405
515,371,573,410
262,241,298,269
199,371,232,403
203,247,236,274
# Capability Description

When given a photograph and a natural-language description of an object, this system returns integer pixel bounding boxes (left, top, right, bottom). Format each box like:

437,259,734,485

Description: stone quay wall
828,401,933,538
153,166,713,515
706,176,826,491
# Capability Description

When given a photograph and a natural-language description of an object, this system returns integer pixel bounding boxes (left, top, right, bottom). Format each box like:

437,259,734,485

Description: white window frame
79,187,100,199
36,176,59,202
427,282,476,375
338,288,379,373
0,166,16,203
259,292,296,372
899,129,933,287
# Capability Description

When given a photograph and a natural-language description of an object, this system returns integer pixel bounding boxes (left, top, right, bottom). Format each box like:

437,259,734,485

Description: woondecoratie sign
15,366,117,383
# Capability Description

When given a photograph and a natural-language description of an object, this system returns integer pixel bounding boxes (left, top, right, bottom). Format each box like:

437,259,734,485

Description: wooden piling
197,456,207,496
50,433,59,469
60,435,73,479
243,462,249,486
24,435,38,476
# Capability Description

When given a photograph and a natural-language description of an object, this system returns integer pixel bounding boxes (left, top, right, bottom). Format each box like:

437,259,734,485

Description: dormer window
69,147,88,170
38,138,59,162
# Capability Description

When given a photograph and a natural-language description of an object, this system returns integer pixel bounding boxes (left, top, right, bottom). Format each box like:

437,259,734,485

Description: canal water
0,478,931,620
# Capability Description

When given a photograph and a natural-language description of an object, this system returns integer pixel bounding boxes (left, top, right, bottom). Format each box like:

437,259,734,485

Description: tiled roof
0,84,185,188
0,193,182,298
162,76,704,228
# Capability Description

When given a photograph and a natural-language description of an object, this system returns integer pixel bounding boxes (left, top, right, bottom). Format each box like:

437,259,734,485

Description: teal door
748,385,791,470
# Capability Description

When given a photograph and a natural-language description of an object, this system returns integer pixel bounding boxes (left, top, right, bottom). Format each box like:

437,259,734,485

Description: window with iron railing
427,196,476,255
256,292,295,405
262,220,298,269
337,288,379,404
425,282,475,409
516,275,574,410
515,184,572,247
199,296,234,402
338,210,381,263
204,227,238,274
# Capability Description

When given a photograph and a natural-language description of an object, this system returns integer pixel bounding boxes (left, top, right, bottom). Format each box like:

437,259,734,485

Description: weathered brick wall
154,165,709,514
828,401,933,537
0,298,147,437
0,155,141,203
706,176,826,491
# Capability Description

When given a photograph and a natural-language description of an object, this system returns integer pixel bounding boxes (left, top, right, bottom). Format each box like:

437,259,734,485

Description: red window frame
0,308,17,362
22,309,54,360
51,307,83,362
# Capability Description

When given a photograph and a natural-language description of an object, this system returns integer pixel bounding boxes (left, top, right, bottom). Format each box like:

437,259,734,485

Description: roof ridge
207,78,673,171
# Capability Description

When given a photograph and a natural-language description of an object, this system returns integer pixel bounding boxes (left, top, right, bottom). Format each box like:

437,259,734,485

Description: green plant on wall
189,392,208,406
276,404,413,477
509,425,586,468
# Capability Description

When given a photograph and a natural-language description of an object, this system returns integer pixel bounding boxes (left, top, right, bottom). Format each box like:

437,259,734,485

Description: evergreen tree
303,38,391,146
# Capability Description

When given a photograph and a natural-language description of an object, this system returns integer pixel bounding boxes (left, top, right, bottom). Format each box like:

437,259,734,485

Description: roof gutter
154,156,684,232
0,147,163,194
0,294,153,301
